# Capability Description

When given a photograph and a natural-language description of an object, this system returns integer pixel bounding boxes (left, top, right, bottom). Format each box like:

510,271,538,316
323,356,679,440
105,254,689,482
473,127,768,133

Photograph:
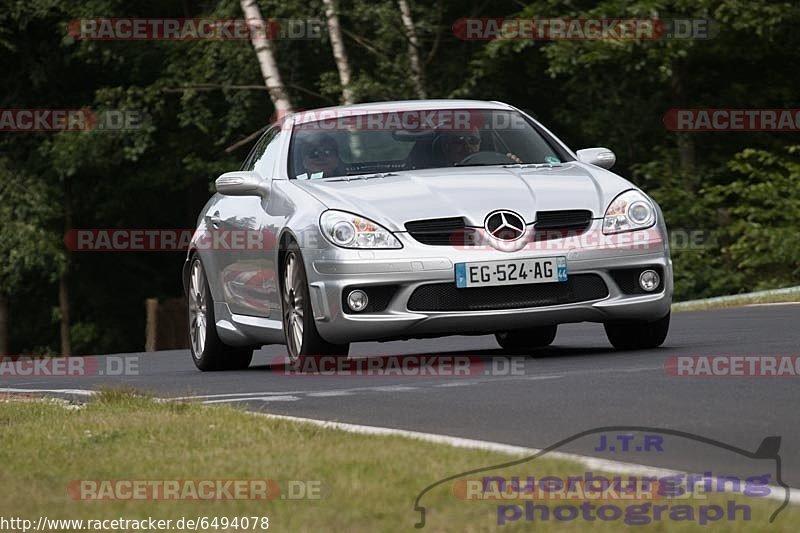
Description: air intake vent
407,274,608,311
534,210,593,230
405,217,476,245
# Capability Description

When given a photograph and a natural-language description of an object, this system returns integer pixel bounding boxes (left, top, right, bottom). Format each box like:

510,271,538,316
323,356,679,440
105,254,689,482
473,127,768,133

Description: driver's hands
505,152,523,164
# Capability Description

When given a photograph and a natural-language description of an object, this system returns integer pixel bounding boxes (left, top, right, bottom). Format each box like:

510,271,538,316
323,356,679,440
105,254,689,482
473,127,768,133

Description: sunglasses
443,135,481,147
306,146,336,158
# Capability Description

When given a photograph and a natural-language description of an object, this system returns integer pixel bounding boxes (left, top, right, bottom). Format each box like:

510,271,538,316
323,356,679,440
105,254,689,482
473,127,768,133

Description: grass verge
0,390,796,531
673,290,800,312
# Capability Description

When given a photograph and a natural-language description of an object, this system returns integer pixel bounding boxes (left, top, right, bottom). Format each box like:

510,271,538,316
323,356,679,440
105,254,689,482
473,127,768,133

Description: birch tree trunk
398,0,427,99
240,0,293,115
322,0,355,105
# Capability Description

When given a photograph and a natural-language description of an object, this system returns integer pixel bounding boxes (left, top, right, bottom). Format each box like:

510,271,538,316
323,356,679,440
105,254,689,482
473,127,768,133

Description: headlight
320,210,402,249
602,190,656,234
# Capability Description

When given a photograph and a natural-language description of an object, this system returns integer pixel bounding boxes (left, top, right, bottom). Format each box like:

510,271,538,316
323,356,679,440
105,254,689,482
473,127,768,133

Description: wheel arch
181,246,199,295
277,229,300,285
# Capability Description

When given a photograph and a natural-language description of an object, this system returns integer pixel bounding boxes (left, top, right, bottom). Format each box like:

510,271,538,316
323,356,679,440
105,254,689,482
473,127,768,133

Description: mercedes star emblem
485,210,526,241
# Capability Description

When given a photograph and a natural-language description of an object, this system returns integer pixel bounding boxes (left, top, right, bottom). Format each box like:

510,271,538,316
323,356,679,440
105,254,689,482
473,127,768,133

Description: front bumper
304,223,673,344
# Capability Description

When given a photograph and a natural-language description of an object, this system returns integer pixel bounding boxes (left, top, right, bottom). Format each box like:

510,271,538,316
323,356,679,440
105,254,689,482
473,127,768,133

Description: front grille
407,274,608,311
534,210,593,230
405,217,477,245
611,267,664,295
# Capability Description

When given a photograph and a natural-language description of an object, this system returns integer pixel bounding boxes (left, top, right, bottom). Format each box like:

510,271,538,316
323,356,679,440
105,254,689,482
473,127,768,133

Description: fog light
347,290,369,312
639,270,660,292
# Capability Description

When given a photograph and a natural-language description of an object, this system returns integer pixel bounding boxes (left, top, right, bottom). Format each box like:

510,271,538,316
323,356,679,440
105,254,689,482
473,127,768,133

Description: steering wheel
456,151,521,166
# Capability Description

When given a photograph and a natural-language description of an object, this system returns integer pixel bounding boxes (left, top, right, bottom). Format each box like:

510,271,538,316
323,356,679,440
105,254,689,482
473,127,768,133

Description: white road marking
615,366,663,373
170,390,309,401
745,302,800,307
306,390,356,397
369,385,419,392
434,381,478,387
0,367,653,405
0,387,95,396
204,395,300,403
518,374,565,381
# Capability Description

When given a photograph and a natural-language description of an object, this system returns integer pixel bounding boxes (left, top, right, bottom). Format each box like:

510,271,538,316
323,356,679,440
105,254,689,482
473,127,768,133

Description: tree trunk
60,177,72,356
398,0,427,99
240,0,293,115
670,58,694,175
59,274,71,355
322,0,355,105
0,294,8,356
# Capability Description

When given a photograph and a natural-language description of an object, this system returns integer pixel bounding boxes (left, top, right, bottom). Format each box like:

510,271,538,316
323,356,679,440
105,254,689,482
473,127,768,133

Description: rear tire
495,325,558,352
282,243,349,364
188,256,253,371
604,312,670,350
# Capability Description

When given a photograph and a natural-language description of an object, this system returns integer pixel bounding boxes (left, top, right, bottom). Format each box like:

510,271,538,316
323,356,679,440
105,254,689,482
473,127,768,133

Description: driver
439,129,482,166
300,133,346,178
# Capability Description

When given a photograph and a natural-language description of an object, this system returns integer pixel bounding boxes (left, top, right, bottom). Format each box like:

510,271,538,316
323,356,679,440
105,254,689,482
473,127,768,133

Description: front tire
495,325,558,352
282,243,349,363
604,312,670,350
188,256,253,371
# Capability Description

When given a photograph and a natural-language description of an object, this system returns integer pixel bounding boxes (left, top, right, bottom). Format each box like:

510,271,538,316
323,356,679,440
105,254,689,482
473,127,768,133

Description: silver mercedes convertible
183,99,672,370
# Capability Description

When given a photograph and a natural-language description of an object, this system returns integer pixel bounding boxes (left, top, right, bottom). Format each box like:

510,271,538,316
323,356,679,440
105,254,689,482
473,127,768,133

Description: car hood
292,163,635,231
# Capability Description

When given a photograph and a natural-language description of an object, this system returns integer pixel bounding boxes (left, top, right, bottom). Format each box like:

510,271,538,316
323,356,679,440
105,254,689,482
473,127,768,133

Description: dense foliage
1,0,798,354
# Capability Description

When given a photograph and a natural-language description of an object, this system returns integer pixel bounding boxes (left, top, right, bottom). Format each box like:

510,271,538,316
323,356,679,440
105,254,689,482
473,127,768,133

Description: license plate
454,257,567,288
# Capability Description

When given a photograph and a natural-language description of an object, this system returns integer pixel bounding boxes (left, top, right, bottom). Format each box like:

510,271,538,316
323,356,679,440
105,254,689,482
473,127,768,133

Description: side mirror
215,171,270,197
576,147,616,169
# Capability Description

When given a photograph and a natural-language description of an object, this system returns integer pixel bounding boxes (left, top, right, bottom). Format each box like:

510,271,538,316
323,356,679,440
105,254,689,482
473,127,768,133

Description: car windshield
288,108,567,180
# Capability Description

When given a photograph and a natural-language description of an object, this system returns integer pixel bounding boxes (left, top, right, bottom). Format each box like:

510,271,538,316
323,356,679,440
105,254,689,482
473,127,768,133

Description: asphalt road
3,304,799,488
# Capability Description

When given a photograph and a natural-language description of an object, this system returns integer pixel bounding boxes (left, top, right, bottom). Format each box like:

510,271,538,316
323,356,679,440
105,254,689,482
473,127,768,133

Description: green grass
673,291,800,312
0,390,797,531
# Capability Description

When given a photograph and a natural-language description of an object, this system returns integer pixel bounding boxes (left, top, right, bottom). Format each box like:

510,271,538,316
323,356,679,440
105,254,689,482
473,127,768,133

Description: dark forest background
1,0,799,355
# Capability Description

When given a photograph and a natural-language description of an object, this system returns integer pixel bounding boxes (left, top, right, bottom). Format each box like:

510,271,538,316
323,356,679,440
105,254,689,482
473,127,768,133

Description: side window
241,127,280,173
253,128,282,178
241,135,263,171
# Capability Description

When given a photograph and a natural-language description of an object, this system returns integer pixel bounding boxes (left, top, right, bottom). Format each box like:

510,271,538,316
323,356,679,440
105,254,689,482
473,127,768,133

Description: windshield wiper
328,172,398,182
503,162,564,169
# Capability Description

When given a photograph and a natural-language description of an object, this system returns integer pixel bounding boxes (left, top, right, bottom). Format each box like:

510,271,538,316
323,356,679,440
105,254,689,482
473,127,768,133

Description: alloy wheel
188,259,207,358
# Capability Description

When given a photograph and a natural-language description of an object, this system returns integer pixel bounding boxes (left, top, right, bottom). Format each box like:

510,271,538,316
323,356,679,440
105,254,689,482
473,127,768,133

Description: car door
214,127,283,318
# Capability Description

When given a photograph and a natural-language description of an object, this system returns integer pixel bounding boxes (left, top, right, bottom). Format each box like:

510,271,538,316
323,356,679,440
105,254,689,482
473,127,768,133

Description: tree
704,146,800,291
240,0,293,114
397,0,427,98
0,160,63,355
322,0,355,104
